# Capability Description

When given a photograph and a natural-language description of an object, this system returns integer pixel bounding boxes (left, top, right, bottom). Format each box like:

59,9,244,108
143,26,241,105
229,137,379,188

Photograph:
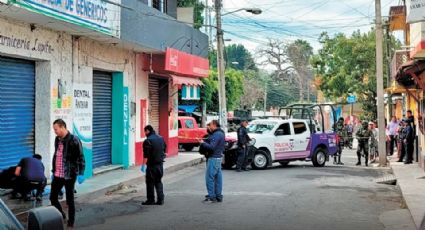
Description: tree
311,30,400,120
256,38,314,101
239,70,265,109
209,44,258,71
177,0,204,29
202,69,245,112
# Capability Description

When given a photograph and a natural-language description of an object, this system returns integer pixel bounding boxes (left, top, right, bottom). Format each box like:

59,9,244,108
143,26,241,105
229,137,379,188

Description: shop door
0,56,35,169
149,77,160,132
92,71,113,168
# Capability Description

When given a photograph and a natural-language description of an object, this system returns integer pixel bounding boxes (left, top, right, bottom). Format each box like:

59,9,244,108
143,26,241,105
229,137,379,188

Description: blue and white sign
14,0,121,37
347,95,357,104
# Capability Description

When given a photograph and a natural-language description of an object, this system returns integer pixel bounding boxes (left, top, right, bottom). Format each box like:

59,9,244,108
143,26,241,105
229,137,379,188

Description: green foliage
177,0,204,29
202,69,245,112
209,44,257,71
311,30,399,121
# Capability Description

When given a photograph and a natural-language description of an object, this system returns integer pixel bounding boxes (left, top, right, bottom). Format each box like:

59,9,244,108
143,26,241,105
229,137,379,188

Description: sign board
123,87,129,151
165,48,209,78
407,0,425,23
14,0,121,37
347,95,357,104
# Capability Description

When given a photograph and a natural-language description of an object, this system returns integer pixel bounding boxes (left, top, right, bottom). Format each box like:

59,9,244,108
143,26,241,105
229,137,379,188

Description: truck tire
312,148,327,167
183,144,195,151
252,150,269,170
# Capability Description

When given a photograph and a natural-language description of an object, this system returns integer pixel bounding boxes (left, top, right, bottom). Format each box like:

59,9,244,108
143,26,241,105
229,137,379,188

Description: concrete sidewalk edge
389,162,425,230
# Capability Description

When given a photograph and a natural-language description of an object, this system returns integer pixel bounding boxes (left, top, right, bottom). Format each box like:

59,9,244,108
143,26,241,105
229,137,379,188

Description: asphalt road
75,150,415,230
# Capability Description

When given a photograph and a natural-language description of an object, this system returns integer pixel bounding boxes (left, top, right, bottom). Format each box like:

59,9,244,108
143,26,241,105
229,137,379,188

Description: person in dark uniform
334,117,345,165
236,120,251,172
356,121,374,166
141,125,166,205
14,154,46,201
401,120,414,164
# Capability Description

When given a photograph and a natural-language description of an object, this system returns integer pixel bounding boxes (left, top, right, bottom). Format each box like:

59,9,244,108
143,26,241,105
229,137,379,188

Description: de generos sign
14,0,120,37
407,0,425,23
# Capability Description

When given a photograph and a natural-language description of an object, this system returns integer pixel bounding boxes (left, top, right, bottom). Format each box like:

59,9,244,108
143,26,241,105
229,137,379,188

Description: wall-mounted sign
165,48,209,78
14,0,121,37
0,34,54,53
407,0,425,23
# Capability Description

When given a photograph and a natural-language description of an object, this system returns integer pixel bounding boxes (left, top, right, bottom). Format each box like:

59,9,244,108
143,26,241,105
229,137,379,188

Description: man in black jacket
403,120,415,164
236,120,251,172
141,125,166,205
50,119,85,230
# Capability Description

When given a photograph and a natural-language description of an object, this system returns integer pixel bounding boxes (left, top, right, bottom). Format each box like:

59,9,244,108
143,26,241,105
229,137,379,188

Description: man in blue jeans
200,120,225,203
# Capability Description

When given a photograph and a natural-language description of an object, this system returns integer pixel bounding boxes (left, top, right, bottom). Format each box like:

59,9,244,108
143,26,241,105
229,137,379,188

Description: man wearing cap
400,119,414,164
236,120,251,171
356,121,374,166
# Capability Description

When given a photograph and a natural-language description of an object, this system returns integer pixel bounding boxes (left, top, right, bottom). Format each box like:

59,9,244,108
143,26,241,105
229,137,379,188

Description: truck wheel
279,161,290,167
252,150,269,170
183,144,195,151
312,148,327,167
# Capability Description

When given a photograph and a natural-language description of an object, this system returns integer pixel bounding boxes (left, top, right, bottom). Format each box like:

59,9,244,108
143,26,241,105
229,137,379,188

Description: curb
14,156,205,222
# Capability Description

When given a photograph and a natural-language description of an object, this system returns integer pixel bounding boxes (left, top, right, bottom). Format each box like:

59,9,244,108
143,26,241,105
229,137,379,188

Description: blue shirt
18,157,45,182
201,128,225,158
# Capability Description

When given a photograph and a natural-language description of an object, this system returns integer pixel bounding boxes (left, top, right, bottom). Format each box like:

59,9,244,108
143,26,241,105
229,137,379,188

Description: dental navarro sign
14,0,120,37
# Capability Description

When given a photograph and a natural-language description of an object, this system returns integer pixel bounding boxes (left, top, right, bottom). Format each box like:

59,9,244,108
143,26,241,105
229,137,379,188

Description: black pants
405,142,414,163
146,164,164,202
388,135,395,156
236,147,248,169
357,142,369,165
50,177,76,227
15,177,46,197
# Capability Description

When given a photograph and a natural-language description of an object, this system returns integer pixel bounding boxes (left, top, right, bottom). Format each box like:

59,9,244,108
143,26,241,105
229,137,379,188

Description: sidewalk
2,152,204,217
391,159,425,229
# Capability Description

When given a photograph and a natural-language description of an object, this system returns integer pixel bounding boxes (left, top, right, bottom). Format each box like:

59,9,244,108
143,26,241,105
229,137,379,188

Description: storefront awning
395,60,425,88
172,75,204,87
178,105,198,113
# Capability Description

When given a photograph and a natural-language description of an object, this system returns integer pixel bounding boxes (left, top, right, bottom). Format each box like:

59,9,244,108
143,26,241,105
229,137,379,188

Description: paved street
75,150,415,230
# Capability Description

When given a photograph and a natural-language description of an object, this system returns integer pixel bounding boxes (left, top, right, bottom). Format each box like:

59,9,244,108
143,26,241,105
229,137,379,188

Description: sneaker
156,200,164,205
404,161,412,164
356,162,361,166
337,162,344,165
203,198,217,203
142,200,156,205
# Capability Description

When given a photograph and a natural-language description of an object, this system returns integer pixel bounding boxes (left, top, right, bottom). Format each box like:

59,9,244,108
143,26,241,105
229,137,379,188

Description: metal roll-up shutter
92,71,113,168
0,56,35,170
149,77,160,132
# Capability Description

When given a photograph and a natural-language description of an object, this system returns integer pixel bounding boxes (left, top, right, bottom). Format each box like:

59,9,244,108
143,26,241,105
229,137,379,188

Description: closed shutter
0,57,35,169
92,71,113,168
149,77,160,132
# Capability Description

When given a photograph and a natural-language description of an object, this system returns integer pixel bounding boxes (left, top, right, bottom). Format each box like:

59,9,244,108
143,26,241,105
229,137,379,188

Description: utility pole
215,0,227,132
375,0,387,166
263,82,267,116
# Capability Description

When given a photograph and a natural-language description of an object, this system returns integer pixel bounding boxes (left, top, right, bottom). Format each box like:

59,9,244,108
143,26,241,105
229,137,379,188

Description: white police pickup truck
227,117,338,169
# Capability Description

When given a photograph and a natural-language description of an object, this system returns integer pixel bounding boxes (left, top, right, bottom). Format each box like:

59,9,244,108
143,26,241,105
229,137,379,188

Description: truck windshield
247,122,277,134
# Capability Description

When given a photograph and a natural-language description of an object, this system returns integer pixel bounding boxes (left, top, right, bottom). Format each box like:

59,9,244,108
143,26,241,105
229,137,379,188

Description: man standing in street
51,119,85,230
334,117,345,165
14,154,46,201
141,125,166,206
200,120,225,203
236,120,251,172
387,116,398,156
356,121,374,166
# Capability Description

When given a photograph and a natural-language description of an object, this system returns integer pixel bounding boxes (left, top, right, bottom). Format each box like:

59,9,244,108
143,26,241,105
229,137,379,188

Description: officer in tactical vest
334,117,345,165
355,121,374,166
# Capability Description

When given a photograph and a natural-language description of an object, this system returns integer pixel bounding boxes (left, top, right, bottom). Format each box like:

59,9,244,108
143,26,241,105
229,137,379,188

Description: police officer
236,120,251,172
356,121,374,166
334,117,345,165
141,125,166,205
400,120,414,164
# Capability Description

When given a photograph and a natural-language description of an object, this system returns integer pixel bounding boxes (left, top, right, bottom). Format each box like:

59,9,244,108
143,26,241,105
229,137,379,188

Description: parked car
225,104,339,169
0,198,63,230
178,116,208,151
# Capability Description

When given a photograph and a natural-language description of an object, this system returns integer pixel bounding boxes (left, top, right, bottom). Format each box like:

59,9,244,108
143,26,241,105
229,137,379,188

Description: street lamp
215,1,262,132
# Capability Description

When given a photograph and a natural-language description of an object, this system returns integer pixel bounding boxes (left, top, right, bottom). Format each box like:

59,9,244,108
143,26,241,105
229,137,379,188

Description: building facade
0,0,208,177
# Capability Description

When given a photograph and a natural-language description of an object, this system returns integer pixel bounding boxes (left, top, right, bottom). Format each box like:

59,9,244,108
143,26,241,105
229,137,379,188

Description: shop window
182,85,200,100
190,86,194,98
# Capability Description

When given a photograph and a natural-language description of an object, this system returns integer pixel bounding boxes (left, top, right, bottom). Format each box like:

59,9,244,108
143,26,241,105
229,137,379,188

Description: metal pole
376,0,387,166
215,0,228,132
264,81,267,116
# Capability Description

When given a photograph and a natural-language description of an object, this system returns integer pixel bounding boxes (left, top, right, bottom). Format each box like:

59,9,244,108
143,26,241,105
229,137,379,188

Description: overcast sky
202,0,404,53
